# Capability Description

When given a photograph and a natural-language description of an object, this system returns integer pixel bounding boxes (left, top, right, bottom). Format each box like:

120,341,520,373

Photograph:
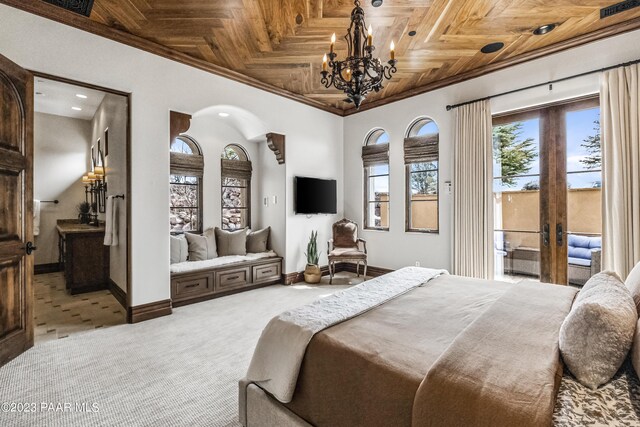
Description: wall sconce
82,146,107,215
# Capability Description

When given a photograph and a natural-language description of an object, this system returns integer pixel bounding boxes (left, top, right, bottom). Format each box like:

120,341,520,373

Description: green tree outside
492,122,537,187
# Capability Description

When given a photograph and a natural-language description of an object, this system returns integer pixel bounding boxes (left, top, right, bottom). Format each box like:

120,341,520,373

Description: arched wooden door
0,53,34,366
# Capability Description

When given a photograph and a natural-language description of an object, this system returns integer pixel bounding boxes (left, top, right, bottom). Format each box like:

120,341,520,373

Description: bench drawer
215,267,250,292
172,274,214,301
253,262,281,284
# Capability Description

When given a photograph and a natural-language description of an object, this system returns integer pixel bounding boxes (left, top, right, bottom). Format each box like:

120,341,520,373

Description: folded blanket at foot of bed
413,280,578,427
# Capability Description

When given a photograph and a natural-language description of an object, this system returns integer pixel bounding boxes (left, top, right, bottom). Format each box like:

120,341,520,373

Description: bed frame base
239,380,310,427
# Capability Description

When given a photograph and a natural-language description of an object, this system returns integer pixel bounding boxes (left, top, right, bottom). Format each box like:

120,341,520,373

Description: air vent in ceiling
41,0,95,17
601,0,640,19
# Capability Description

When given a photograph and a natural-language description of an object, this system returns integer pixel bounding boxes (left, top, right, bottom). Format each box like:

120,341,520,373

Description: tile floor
33,272,126,344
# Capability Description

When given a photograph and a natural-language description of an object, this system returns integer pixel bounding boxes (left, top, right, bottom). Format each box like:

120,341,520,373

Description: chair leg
329,261,333,284
363,261,368,279
356,261,360,277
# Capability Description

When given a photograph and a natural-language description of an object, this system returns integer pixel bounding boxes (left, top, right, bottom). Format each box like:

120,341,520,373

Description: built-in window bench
170,251,282,307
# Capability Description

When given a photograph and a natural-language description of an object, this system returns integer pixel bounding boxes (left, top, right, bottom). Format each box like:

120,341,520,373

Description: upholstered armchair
327,218,367,284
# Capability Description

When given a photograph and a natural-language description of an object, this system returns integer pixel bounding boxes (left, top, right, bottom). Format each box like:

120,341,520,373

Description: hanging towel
104,196,119,246
33,200,41,236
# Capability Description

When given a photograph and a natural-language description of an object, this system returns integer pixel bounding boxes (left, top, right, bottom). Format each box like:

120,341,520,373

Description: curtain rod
445,57,640,111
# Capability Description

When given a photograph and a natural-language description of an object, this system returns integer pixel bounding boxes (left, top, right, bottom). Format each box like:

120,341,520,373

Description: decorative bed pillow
624,262,640,377
560,271,637,389
170,234,188,264
247,227,270,253
215,227,247,256
625,262,640,310
185,228,217,261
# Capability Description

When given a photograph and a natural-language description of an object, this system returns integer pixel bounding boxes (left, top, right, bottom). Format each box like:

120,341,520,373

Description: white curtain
453,99,494,279
601,63,640,279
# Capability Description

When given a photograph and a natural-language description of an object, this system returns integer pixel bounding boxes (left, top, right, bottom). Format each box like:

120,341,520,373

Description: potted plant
304,230,322,284
77,201,91,224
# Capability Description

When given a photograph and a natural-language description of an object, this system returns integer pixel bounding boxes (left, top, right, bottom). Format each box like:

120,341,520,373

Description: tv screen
295,177,337,214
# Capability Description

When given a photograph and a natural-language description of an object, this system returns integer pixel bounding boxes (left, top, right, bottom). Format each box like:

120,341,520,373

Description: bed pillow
215,227,247,256
170,234,188,264
247,227,270,253
560,271,637,389
624,262,640,377
185,228,217,261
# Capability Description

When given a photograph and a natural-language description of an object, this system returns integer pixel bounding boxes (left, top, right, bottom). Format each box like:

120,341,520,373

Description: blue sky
493,106,601,191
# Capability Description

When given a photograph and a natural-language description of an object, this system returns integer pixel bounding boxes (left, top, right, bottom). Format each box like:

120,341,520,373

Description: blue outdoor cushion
588,236,602,249
568,246,592,260
568,234,591,249
569,257,591,267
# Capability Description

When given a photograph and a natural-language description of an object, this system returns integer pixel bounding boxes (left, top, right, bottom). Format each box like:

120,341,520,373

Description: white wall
33,113,91,266
0,4,343,306
91,93,128,291
343,28,640,272
256,140,286,264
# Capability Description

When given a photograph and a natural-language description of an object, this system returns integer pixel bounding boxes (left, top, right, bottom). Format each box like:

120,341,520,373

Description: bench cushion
170,251,278,274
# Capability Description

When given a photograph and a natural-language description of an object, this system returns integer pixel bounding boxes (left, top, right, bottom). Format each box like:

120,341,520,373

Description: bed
239,267,639,426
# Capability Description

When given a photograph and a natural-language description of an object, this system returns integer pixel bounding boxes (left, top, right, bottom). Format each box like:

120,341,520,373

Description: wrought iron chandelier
321,0,397,109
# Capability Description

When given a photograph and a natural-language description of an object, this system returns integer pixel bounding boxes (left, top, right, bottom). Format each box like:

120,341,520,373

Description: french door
0,53,34,366
492,96,601,285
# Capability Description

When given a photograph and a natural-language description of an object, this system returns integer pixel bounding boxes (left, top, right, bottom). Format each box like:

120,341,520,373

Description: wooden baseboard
340,262,394,277
108,279,127,310
284,262,393,285
127,299,172,323
34,262,61,275
283,265,331,285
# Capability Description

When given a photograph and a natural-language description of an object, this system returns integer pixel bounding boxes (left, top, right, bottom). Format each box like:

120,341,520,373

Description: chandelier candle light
320,0,397,108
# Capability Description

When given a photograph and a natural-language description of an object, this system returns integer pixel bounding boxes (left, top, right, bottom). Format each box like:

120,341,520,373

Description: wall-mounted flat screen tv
295,177,337,214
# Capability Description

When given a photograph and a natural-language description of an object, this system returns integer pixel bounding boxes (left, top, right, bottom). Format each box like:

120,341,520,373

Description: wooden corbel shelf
266,133,285,164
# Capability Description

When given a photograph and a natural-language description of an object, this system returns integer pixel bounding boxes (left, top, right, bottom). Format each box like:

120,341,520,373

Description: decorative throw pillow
185,228,217,261
247,227,270,253
559,271,638,389
215,227,247,256
170,234,188,264
624,262,640,377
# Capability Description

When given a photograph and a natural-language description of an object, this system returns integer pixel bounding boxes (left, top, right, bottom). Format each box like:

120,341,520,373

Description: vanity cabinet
57,220,110,294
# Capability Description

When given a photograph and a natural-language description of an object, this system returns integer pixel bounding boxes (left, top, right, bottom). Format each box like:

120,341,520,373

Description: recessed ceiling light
533,23,556,36
480,42,504,54
76,94,88,99
72,107,82,111
371,0,383,7
408,30,417,37
218,112,230,117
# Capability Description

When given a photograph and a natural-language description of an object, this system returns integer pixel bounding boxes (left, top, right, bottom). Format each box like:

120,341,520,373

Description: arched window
362,129,390,230
405,118,439,232
221,144,251,230
170,135,204,233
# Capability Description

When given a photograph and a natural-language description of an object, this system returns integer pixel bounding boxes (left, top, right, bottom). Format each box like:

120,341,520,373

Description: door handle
26,241,37,255
542,224,550,247
556,223,564,247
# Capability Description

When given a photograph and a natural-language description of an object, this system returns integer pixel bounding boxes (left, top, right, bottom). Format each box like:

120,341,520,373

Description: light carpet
0,276,357,426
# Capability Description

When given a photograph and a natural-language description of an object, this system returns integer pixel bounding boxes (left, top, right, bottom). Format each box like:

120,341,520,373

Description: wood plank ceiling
8,0,640,114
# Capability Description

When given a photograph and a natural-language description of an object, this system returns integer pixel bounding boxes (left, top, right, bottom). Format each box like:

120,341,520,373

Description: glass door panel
565,106,602,286
492,117,541,281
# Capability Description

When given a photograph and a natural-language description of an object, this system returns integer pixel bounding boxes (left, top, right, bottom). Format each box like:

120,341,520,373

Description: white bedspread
244,266,448,403
170,251,278,274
